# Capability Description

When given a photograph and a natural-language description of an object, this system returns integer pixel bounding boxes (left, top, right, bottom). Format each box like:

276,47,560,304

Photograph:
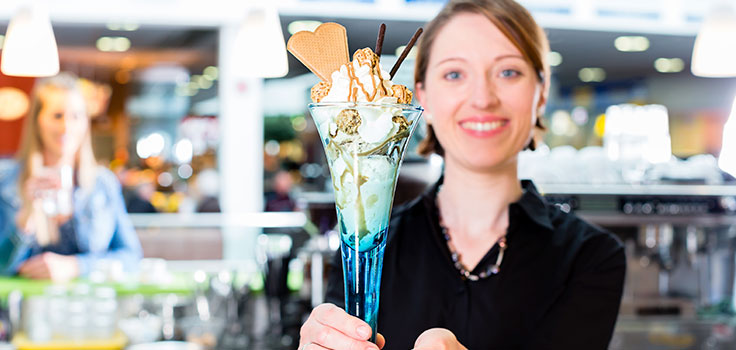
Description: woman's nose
470,76,500,109
59,114,73,134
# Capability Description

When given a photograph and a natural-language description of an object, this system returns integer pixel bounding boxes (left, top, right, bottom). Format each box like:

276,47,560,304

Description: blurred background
2,0,736,349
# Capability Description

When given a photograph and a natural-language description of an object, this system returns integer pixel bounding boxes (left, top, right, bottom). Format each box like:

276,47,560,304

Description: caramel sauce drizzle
368,67,384,102
343,60,392,102
346,63,371,102
375,65,390,97
347,65,355,101
351,67,372,101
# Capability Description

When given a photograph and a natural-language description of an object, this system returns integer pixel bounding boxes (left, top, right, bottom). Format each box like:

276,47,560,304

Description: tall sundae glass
309,102,422,340
287,22,423,341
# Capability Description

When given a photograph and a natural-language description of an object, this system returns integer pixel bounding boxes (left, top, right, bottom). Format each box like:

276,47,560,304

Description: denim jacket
0,161,142,276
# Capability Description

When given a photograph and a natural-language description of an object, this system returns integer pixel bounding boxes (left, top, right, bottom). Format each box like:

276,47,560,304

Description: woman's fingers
18,256,50,279
312,304,373,340
377,333,386,349
299,342,329,350
26,177,60,198
300,304,379,350
18,256,42,274
302,324,377,350
413,328,467,350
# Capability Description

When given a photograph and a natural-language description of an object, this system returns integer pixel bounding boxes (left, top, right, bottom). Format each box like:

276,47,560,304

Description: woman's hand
413,328,467,350
299,303,385,350
18,252,79,282
15,175,61,233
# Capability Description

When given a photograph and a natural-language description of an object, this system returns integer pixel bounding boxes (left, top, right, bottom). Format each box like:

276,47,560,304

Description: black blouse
326,180,626,350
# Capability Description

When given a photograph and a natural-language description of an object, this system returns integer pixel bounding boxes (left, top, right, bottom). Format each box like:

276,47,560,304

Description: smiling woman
299,1,626,350
415,0,548,159
415,11,546,174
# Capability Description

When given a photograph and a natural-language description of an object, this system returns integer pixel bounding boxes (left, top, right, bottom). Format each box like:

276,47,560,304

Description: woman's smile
458,116,509,137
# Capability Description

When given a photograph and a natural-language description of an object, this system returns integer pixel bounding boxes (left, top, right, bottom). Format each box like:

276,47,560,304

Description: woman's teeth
460,120,505,131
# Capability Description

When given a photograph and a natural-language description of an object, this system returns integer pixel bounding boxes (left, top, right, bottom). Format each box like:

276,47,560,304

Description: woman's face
416,12,545,173
37,88,88,162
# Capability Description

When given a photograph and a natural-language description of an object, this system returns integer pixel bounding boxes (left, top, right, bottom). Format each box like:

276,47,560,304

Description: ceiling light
232,6,289,78
113,37,131,52
199,79,213,89
1,5,59,77
186,81,200,96
614,36,650,52
692,5,736,77
96,37,113,51
203,66,219,80
654,58,684,73
96,36,130,52
122,23,139,31
578,67,606,82
106,23,139,31
193,75,213,89
548,51,563,67
287,20,322,35
191,75,213,89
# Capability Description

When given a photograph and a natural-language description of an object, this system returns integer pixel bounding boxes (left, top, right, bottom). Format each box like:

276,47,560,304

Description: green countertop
0,275,195,299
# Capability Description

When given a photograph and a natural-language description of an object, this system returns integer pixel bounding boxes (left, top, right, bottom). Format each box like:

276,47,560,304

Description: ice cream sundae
287,22,423,341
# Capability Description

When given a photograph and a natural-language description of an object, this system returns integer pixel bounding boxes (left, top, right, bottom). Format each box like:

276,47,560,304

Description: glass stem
341,236,386,343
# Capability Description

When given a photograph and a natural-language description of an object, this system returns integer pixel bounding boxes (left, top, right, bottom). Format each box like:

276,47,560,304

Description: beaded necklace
436,192,507,281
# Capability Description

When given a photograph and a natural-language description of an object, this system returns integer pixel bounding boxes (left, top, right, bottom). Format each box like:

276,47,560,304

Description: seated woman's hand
15,174,62,232
413,328,467,350
299,303,385,350
18,252,79,282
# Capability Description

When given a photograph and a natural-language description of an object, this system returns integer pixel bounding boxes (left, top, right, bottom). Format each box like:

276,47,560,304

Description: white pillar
218,23,263,260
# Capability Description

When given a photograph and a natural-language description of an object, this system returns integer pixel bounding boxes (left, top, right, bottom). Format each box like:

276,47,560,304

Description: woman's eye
500,69,521,78
53,113,63,120
444,71,462,80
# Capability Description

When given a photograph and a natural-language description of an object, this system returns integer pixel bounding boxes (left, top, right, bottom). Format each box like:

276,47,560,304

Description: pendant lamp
232,5,289,78
691,5,736,77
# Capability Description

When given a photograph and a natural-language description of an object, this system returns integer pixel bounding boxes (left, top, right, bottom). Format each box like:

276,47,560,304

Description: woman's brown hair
415,0,550,157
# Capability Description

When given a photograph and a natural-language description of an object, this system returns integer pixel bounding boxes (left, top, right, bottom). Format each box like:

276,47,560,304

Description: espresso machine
541,184,736,350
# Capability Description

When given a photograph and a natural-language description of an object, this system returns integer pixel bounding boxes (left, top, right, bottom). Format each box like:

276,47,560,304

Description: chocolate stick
375,23,386,56
390,28,423,78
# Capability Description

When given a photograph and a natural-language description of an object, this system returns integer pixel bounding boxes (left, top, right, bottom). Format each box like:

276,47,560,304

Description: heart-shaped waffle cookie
287,22,350,82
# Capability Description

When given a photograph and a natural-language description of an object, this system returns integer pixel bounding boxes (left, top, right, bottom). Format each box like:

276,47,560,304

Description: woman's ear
415,82,425,104
415,82,431,124
536,80,549,117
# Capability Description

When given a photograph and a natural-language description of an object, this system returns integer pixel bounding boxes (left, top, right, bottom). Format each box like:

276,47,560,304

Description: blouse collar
421,176,554,233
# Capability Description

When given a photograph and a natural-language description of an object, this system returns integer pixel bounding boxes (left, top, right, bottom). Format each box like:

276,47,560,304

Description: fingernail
357,325,371,338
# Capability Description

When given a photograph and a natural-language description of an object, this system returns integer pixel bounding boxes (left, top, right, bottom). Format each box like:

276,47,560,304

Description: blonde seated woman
0,73,142,282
